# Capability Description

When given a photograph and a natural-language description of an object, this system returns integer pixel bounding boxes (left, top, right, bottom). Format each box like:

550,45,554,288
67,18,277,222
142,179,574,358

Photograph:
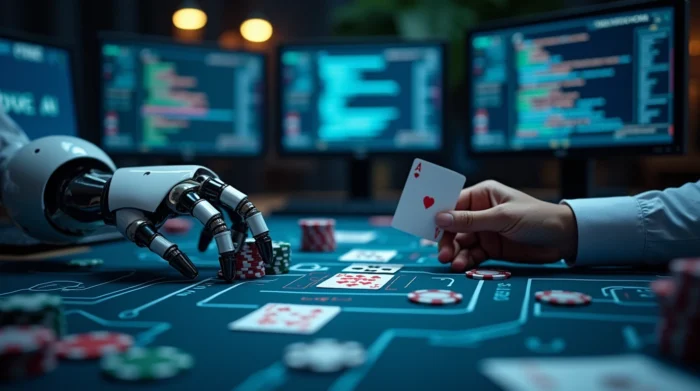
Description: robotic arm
0,135,273,282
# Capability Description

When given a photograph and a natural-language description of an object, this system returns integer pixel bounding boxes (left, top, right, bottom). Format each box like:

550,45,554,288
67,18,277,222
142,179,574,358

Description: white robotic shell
1,136,116,243
107,165,217,213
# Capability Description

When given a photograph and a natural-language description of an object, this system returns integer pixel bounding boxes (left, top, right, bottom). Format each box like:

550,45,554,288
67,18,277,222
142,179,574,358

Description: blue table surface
1,215,698,391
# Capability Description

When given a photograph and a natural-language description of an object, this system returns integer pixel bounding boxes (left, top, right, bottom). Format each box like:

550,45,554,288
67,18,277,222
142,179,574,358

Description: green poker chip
67,258,104,268
268,242,291,275
101,346,194,381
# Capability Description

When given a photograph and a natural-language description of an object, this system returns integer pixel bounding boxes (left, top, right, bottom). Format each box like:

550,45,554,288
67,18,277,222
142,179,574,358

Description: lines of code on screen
470,7,675,152
101,42,264,156
280,44,443,153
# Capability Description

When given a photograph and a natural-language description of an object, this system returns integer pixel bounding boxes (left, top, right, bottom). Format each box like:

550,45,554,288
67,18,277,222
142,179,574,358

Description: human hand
435,180,578,272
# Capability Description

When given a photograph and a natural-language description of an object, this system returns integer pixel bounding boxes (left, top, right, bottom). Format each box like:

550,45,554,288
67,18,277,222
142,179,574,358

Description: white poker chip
283,339,366,373
407,289,462,305
465,269,511,280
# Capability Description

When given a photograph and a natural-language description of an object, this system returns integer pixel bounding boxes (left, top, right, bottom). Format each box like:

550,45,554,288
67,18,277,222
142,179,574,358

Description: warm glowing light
173,8,207,30
240,18,273,43
690,40,700,57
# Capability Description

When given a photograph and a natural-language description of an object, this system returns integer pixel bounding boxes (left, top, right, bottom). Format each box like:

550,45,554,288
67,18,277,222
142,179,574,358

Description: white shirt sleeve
562,181,700,267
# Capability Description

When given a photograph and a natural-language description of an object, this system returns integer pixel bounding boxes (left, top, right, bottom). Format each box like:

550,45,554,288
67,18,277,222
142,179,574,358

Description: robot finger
197,177,273,266
223,204,248,254
146,227,199,279
197,228,213,253
196,205,246,256
178,191,238,282
116,208,198,279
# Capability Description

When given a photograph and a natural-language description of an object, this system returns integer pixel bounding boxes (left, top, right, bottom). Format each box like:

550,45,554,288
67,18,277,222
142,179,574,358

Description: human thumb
435,208,507,233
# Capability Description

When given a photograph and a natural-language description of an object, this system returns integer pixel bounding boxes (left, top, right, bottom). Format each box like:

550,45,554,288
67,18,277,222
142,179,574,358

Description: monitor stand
559,158,594,200
273,157,399,216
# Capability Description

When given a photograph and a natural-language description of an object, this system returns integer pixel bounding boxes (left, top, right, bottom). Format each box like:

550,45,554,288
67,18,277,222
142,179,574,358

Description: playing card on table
317,273,394,290
392,159,466,241
339,249,397,263
228,303,340,335
480,354,700,391
342,264,403,274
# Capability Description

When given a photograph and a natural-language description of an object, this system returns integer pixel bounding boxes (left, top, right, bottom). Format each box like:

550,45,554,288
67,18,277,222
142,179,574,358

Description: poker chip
57,331,134,360
535,290,591,306
100,346,194,381
66,258,104,268
299,218,336,252
654,258,700,364
217,240,270,281
465,269,511,280
0,293,66,338
161,218,193,234
408,289,463,306
266,241,291,275
283,339,366,373
0,325,57,381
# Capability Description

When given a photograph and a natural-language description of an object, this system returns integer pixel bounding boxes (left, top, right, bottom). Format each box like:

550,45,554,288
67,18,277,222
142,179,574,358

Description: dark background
0,0,698,198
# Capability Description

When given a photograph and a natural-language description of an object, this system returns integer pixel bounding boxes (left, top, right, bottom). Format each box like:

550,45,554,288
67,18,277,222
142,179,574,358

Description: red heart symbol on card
414,172,419,178
423,196,435,209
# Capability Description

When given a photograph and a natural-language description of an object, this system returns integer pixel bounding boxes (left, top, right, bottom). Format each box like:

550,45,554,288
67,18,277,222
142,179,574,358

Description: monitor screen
279,42,444,154
468,5,679,154
100,39,265,156
0,36,77,139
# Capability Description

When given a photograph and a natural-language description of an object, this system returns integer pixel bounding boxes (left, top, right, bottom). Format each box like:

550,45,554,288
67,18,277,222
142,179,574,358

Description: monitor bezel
96,32,268,159
464,0,689,158
0,28,84,141
275,38,449,158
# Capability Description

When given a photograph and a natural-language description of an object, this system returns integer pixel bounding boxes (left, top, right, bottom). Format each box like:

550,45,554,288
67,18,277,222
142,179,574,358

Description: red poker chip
465,269,511,280
57,331,133,360
651,279,675,301
161,218,193,234
0,326,57,381
408,289,462,305
299,218,336,252
298,218,336,227
0,325,55,355
535,290,591,306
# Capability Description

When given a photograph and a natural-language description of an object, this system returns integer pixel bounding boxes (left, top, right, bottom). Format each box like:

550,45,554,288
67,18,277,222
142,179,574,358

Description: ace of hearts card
392,158,466,241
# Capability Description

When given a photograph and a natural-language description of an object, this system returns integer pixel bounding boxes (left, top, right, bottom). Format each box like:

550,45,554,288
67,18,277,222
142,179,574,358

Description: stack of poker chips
0,325,58,381
267,241,291,275
299,218,336,252
0,293,66,338
651,258,700,363
218,240,265,280
235,240,266,280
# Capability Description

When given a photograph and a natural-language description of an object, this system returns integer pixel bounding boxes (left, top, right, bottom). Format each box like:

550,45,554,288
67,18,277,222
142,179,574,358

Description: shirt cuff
561,196,645,267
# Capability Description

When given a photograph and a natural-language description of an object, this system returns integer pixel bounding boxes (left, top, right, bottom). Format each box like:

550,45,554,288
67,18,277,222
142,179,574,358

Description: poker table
1,215,699,390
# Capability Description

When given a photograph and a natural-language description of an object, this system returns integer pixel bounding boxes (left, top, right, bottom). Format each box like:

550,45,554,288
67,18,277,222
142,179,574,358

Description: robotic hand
0,135,273,282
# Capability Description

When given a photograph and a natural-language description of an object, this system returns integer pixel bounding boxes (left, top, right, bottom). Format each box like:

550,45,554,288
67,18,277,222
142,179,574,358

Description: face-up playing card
480,354,700,391
317,273,394,290
228,303,340,335
334,230,377,244
392,159,466,242
342,264,403,274
339,249,397,263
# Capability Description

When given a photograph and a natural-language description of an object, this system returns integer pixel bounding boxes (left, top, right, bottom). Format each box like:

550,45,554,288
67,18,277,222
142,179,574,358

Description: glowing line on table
118,278,213,318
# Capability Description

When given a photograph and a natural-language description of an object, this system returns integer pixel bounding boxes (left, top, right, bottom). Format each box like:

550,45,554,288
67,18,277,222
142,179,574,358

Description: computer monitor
277,40,446,200
99,35,266,158
466,0,688,198
0,31,78,140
